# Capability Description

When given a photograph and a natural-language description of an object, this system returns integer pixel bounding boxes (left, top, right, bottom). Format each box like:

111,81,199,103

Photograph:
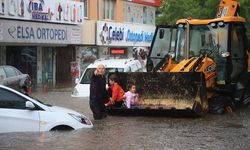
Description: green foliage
156,0,250,38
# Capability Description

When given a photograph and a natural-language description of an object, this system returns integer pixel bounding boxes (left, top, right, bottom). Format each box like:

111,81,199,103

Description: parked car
0,85,93,133
0,65,31,95
71,58,143,97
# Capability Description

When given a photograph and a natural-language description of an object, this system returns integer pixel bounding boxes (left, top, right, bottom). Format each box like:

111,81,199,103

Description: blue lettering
144,32,153,42
37,28,41,39
46,28,49,39
35,27,68,41
50,29,54,39
58,29,61,40
32,2,43,11
39,3,43,11
24,27,29,39
30,28,34,39
63,29,67,40
32,13,48,20
54,29,58,40
42,28,46,39
108,26,112,41
127,30,149,42
17,26,21,38
112,28,116,40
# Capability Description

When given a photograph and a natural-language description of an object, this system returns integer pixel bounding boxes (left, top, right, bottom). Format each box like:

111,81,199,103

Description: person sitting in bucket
124,84,139,109
105,74,125,107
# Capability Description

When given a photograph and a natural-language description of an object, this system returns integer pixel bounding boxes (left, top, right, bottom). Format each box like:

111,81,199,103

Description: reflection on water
0,91,250,150
1,110,250,150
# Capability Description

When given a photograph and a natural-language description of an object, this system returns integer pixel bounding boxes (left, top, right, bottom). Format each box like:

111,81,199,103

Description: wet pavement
0,88,250,150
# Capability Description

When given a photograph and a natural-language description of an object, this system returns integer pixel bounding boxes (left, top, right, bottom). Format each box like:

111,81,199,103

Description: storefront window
102,0,114,20
6,46,37,87
76,47,98,75
42,47,53,85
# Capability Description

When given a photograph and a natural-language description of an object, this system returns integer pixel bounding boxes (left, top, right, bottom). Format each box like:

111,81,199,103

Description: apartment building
0,0,160,89
76,0,160,74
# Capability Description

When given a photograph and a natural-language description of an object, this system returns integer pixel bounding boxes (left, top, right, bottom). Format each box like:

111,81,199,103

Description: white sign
0,0,84,25
96,21,155,47
0,19,82,44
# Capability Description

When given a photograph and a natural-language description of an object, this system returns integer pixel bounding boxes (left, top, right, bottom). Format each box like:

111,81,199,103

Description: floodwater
0,89,250,150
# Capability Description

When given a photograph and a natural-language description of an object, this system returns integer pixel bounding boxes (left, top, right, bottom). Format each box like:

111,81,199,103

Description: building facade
0,0,160,90
77,0,160,74
0,0,84,89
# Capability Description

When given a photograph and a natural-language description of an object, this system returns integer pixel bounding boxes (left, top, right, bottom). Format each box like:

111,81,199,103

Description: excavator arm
216,0,241,18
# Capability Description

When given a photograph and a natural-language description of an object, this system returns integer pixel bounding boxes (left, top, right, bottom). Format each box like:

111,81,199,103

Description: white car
71,58,143,97
0,85,93,133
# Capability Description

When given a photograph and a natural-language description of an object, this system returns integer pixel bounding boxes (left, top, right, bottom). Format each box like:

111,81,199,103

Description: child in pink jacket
124,84,139,108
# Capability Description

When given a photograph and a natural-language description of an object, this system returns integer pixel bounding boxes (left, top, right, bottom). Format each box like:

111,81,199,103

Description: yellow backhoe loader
106,0,250,116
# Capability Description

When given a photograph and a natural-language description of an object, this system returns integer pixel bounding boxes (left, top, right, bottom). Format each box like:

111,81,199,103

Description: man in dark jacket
89,64,109,120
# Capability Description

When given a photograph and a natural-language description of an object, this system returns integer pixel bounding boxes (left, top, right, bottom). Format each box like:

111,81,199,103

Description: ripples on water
1,91,250,150
1,109,250,150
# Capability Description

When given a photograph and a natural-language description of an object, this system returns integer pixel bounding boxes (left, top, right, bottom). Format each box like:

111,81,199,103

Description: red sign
132,0,161,7
111,49,125,54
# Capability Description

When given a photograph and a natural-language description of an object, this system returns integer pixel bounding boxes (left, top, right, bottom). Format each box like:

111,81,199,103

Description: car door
0,88,40,133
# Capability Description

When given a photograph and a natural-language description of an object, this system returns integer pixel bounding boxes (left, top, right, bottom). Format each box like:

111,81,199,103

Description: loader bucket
107,72,208,117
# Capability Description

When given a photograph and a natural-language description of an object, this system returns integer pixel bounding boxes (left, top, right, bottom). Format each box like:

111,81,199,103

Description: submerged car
71,58,143,97
0,85,93,133
0,65,31,95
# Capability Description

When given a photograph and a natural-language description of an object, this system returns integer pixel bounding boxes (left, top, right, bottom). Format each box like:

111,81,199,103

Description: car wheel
51,125,74,131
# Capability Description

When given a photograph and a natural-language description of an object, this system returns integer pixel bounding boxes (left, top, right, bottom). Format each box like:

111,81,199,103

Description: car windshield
175,23,228,62
80,68,124,84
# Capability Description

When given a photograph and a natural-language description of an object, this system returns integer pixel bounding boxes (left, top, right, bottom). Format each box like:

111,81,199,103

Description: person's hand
94,69,98,75
110,98,114,104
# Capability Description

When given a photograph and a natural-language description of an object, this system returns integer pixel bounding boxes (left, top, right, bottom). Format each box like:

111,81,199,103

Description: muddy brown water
0,90,250,150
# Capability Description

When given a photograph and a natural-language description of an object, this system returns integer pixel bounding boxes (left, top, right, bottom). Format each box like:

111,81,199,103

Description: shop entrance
6,46,37,88
56,46,75,86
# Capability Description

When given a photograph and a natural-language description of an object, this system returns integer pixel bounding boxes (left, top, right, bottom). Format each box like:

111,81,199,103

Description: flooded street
0,89,250,150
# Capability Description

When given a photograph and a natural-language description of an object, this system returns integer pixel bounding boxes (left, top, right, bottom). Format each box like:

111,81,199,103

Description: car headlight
68,113,92,125
72,88,79,96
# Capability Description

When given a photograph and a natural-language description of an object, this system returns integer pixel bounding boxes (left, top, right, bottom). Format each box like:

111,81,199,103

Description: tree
156,0,250,37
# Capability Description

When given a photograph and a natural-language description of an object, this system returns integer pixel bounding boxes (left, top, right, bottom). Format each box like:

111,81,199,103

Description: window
4,66,16,77
0,88,26,109
80,68,124,84
124,2,155,25
0,67,6,78
230,23,247,82
82,0,88,18
102,0,114,20
131,64,138,72
79,0,88,18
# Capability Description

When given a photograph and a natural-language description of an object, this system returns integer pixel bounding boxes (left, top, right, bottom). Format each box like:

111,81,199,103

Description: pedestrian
124,84,139,109
105,74,125,107
89,64,109,120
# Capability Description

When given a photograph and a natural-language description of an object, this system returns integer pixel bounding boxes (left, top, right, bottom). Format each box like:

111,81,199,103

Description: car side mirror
26,101,35,110
75,78,80,84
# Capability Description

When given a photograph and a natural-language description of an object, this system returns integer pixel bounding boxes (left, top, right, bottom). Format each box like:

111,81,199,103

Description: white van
71,58,143,97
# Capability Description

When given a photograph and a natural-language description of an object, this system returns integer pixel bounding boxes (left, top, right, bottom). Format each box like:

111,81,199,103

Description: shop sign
111,49,125,54
0,19,82,44
0,0,84,25
97,21,155,47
